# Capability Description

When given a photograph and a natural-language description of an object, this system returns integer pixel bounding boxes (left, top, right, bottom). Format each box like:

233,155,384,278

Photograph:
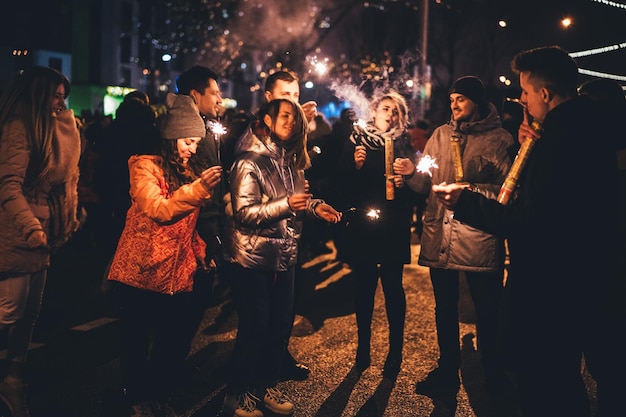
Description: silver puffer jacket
223,127,321,271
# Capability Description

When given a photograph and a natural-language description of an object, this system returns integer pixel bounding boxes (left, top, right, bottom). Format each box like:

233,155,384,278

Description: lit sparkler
366,209,381,221
208,120,227,163
416,154,439,177
342,207,382,228
353,119,367,130
307,55,329,77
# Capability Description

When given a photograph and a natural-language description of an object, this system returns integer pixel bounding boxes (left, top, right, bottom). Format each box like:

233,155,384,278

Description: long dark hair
0,66,71,181
256,99,310,170
159,140,201,193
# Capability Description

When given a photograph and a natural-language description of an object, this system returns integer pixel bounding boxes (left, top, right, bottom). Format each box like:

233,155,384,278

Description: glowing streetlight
561,17,572,28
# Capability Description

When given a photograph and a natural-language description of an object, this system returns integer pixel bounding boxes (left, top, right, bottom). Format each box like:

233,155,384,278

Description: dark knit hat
160,93,205,140
449,76,487,106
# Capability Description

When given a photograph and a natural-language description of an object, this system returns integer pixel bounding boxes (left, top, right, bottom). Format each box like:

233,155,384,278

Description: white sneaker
234,391,263,417
264,386,294,415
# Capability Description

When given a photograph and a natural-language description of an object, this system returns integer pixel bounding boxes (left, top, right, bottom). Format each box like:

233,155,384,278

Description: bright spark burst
366,209,380,220
307,55,329,76
208,121,227,137
416,154,439,177
353,119,367,129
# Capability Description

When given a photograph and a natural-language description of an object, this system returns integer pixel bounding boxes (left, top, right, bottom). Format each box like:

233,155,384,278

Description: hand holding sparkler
200,165,223,193
314,202,342,223
393,155,439,178
301,101,318,123
432,182,471,209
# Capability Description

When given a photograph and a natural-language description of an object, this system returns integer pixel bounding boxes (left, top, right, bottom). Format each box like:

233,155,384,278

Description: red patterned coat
107,155,211,294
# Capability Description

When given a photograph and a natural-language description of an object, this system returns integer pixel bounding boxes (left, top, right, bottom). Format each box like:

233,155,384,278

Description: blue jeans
226,263,295,394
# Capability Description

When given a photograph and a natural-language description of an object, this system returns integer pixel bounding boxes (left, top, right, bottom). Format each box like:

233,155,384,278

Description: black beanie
449,76,487,106
160,93,206,140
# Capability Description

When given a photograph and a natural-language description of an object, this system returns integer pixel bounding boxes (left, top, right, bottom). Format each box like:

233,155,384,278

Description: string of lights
590,0,626,10
569,42,626,58
568,1,626,84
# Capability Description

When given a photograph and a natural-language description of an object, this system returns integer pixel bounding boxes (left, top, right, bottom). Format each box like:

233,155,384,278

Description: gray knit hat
449,76,487,106
160,93,205,140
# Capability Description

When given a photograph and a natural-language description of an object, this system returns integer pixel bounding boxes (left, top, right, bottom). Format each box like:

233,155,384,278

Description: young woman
107,93,222,415
335,90,416,377
0,66,81,417
221,99,341,417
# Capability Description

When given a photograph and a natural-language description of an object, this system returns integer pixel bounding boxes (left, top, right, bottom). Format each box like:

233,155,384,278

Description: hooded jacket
107,155,211,294
0,111,80,273
223,127,321,271
405,102,514,272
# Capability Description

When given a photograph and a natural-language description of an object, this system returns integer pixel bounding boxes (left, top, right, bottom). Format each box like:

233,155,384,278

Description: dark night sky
2,0,624,87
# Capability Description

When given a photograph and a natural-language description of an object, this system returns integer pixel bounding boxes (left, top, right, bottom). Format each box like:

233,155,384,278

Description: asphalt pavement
1,231,599,417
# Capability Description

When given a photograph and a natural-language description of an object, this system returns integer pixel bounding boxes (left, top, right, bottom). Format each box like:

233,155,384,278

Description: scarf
349,122,404,150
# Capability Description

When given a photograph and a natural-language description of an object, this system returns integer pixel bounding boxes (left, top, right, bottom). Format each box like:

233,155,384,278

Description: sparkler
365,208,381,220
416,154,439,177
208,120,227,164
307,55,329,77
353,119,367,130
343,207,382,228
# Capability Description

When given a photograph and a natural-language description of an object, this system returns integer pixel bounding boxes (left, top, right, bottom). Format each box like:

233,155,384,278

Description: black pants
429,268,504,376
117,283,195,402
353,262,406,357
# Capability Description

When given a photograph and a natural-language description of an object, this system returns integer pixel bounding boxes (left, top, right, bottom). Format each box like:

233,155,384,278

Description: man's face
265,79,300,103
520,72,549,123
449,93,476,122
192,78,222,119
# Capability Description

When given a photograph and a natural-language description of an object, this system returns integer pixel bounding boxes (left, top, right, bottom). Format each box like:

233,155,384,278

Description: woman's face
373,98,399,132
176,137,201,165
52,83,67,114
265,101,296,141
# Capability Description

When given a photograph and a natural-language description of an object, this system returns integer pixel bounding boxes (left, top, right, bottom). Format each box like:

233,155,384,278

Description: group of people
0,43,624,417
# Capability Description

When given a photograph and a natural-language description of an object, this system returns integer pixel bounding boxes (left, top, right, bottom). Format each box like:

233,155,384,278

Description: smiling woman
105,93,223,414
0,65,80,417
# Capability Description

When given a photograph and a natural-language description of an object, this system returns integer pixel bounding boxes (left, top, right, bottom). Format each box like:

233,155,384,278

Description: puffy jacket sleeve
129,157,212,224
0,120,43,239
230,158,294,227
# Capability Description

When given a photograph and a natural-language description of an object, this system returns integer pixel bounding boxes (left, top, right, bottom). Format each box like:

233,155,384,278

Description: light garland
578,68,626,82
569,42,626,58
590,0,626,10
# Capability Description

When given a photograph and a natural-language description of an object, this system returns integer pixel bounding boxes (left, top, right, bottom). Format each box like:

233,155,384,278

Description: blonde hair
370,90,409,131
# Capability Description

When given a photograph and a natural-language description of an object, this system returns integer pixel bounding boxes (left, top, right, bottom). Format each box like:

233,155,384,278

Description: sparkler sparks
307,55,329,76
208,121,227,163
353,119,367,130
208,121,227,137
366,209,381,220
416,154,439,177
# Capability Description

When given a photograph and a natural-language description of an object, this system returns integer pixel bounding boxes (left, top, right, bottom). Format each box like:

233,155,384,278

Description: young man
430,46,623,417
174,66,225,386
395,76,514,396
